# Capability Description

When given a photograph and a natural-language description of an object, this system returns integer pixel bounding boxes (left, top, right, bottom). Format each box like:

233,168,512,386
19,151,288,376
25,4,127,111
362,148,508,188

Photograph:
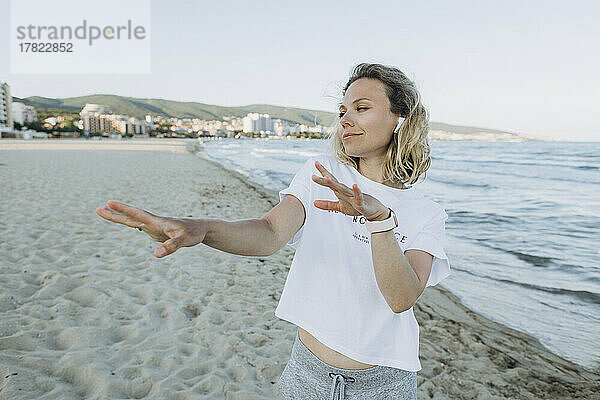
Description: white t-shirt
275,153,451,372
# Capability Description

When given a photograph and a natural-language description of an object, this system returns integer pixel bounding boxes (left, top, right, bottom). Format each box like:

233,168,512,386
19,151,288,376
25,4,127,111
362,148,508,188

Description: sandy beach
1,138,598,400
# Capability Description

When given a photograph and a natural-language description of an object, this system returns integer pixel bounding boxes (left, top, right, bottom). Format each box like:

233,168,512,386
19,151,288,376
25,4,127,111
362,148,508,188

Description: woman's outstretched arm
200,217,277,257
202,194,305,256
96,194,305,258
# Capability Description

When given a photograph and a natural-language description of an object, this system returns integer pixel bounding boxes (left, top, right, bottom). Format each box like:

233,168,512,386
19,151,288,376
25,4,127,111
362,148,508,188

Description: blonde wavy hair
326,63,431,187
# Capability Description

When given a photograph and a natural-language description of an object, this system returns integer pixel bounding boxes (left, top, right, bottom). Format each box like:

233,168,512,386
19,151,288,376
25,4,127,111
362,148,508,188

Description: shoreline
0,139,600,399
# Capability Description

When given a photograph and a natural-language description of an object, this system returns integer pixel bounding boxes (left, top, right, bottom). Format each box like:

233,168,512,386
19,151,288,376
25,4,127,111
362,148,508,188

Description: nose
339,113,354,128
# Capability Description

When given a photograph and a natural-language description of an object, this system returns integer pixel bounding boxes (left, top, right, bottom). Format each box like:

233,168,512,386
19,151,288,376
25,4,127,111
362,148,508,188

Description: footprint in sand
0,364,15,395
182,303,203,319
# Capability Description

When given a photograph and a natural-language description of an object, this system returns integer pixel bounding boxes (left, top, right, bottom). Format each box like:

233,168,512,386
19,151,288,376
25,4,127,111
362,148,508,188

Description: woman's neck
358,158,406,189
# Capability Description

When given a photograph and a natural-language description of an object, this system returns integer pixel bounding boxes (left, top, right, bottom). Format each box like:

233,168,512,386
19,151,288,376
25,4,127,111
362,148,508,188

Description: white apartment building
242,113,258,133
80,104,110,134
0,82,14,129
12,102,37,125
242,112,274,134
80,103,148,135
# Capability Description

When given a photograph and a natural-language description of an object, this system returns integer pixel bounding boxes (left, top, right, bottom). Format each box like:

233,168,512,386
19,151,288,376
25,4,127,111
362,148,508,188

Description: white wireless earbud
393,116,405,134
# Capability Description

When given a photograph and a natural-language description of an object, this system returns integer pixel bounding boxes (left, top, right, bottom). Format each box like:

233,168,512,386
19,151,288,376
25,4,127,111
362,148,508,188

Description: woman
96,63,450,399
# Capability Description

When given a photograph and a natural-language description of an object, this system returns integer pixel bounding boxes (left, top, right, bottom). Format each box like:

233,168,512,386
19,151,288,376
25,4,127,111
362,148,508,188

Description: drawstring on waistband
328,372,355,400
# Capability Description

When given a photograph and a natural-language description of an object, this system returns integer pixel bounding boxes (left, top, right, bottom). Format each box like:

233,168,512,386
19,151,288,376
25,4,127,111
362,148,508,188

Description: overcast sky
1,0,599,141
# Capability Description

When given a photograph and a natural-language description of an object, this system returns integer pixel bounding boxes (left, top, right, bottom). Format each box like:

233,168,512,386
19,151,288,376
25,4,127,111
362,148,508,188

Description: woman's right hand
95,200,207,258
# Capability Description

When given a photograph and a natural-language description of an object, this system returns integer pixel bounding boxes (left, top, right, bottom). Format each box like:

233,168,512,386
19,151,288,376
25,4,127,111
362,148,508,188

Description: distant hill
12,94,525,138
12,94,335,127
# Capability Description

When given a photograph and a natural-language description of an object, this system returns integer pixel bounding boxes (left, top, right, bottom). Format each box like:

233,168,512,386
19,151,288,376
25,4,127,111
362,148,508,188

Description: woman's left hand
312,161,389,221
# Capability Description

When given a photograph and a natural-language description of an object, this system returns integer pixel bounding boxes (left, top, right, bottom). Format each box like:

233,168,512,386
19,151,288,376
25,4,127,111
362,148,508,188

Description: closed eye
338,106,369,118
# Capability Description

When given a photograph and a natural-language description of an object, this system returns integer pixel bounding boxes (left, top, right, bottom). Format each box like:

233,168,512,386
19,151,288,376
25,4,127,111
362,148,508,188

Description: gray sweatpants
276,329,417,399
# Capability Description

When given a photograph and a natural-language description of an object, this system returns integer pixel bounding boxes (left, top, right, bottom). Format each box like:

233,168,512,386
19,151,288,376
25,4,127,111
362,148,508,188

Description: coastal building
242,113,258,133
12,102,37,125
274,119,295,136
223,116,244,131
242,112,274,134
128,116,147,134
79,104,109,135
0,82,14,129
79,103,149,136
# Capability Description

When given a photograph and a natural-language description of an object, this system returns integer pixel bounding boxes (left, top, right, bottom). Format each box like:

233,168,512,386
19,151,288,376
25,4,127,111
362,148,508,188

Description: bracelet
365,208,398,234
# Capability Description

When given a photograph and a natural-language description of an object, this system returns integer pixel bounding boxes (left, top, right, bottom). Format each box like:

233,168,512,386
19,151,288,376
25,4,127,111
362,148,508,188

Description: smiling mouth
343,134,363,140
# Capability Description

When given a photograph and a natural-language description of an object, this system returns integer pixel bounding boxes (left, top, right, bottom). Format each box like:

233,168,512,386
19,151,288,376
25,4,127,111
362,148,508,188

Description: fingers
352,184,364,206
313,185,364,212
155,236,183,258
312,171,354,197
96,201,148,229
107,200,152,218
96,206,134,227
313,200,340,212
314,161,339,184
313,161,356,196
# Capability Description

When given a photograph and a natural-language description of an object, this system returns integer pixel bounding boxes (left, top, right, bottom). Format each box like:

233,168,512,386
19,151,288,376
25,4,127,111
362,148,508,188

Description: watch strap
365,208,398,233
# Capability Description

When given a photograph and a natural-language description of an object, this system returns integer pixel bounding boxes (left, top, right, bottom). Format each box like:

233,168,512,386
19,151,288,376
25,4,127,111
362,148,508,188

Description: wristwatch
365,208,398,234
